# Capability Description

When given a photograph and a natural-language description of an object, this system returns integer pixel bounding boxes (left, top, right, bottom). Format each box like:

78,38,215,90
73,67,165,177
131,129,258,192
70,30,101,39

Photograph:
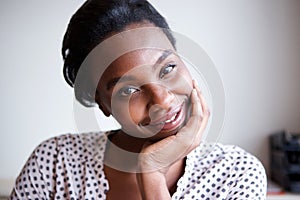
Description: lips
148,102,186,132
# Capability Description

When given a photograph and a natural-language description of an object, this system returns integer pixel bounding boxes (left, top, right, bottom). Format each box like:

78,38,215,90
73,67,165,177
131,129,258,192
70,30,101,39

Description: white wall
1,0,300,196
0,0,83,195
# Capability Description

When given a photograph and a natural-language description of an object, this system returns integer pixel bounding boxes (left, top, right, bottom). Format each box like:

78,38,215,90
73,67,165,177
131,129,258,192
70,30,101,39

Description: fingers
139,80,211,172
193,80,209,117
191,80,202,117
182,80,210,131
192,80,210,141
175,80,210,151
190,88,202,117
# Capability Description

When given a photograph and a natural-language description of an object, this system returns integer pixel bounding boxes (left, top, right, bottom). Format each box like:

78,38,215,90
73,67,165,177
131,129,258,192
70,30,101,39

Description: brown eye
159,63,176,78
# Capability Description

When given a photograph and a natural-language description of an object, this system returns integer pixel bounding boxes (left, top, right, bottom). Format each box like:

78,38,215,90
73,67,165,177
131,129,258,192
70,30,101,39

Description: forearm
137,172,171,200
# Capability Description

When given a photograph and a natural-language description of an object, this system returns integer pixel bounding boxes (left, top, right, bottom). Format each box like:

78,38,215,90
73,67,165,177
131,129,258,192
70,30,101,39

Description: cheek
165,68,193,95
111,98,146,126
128,101,147,126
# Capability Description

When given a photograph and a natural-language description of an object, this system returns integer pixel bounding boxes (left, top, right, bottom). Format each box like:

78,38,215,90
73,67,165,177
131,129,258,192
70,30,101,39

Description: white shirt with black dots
10,132,267,200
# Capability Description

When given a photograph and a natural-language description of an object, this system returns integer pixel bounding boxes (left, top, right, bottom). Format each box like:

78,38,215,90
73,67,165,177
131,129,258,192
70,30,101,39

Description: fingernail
194,79,199,87
192,88,197,95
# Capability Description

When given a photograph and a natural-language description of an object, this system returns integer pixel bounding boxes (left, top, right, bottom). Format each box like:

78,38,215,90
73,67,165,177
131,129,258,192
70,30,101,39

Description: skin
94,23,210,200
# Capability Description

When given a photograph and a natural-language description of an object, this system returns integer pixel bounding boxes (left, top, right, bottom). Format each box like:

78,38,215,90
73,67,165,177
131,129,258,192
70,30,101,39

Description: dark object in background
270,130,300,193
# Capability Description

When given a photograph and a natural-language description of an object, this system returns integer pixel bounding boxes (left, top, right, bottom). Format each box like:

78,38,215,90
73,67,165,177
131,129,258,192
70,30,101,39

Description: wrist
137,172,171,200
138,152,170,174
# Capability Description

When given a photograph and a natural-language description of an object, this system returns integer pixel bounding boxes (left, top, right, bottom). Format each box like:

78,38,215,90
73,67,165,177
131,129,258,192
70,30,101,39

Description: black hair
62,0,176,106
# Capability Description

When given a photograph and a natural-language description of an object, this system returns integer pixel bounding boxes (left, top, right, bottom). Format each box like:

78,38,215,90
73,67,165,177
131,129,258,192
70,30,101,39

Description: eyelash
159,63,176,78
118,87,140,97
117,63,177,97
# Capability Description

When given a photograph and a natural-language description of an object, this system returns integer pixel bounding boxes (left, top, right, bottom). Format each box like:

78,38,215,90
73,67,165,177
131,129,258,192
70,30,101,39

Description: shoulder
179,143,267,199
34,132,108,160
10,132,109,199
191,143,265,171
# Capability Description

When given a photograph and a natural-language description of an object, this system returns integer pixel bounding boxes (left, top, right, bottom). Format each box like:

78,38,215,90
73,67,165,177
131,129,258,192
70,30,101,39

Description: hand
138,80,210,174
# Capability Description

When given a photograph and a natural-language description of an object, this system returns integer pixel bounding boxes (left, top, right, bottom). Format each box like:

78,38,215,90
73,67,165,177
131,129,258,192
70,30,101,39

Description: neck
111,130,147,153
104,130,186,195
104,130,149,172
104,130,186,174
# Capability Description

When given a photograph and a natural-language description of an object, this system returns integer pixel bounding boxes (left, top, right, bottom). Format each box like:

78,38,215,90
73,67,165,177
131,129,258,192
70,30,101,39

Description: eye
118,87,139,97
159,63,176,78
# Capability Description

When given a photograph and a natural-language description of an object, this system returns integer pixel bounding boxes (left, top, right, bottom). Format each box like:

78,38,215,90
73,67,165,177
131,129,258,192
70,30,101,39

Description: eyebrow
106,75,136,90
106,49,174,91
154,49,173,67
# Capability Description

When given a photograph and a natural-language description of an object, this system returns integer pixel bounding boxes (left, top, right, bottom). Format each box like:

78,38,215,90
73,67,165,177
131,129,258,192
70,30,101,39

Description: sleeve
9,138,58,200
10,154,48,200
226,148,267,200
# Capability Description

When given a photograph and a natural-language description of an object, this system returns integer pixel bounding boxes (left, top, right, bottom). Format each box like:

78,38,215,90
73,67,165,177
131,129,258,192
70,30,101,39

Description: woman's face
95,29,193,141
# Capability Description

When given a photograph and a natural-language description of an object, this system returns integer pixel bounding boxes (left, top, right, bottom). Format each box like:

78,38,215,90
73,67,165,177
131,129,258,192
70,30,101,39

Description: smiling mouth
147,102,187,133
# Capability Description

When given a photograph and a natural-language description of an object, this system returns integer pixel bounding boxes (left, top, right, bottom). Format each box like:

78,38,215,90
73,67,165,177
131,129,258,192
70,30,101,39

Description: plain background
0,0,300,196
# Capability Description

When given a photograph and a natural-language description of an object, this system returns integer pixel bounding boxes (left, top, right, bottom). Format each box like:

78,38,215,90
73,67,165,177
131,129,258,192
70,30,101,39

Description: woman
10,0,266,199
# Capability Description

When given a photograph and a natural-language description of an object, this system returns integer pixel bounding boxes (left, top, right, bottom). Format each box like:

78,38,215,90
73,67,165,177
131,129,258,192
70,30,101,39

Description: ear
95,91,111,117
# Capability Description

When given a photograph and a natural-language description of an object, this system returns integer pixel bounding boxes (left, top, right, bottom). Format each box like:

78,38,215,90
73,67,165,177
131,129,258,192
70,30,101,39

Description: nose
144,83,175,111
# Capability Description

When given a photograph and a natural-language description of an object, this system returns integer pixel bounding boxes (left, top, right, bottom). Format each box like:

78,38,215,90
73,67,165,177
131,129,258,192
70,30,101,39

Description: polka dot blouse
10,132,267,200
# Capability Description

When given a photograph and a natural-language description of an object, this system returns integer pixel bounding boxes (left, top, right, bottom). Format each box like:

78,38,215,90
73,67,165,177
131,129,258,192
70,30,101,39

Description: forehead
84,27,175,87
98,48,174,88
107,48,172,72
